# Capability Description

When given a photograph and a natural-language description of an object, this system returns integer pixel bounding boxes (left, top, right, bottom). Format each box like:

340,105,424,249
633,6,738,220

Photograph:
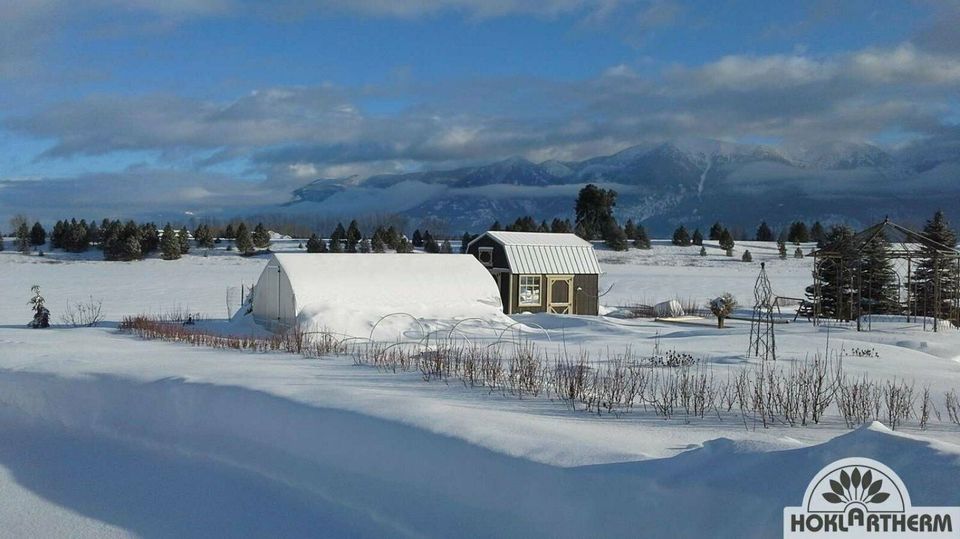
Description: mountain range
284,138,960,234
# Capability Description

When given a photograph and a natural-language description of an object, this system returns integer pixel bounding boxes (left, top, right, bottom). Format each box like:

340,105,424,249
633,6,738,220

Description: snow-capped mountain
285,138,960,233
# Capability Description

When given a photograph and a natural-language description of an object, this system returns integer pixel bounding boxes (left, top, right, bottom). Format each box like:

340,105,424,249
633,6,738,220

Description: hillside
285,138,960,233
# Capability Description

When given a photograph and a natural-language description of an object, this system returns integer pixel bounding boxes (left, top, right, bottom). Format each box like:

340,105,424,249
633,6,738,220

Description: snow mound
0,370,957,538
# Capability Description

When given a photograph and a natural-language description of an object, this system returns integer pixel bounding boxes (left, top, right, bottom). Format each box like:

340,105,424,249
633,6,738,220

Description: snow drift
252,253,508,339
0,369,957,538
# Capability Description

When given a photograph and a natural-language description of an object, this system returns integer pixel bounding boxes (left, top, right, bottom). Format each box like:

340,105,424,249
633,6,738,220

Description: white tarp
253,253,507,339
654,299,685,318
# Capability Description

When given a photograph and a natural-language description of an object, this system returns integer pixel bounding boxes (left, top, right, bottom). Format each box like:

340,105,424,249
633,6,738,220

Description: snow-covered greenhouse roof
253,253,507,338
476,231,602,275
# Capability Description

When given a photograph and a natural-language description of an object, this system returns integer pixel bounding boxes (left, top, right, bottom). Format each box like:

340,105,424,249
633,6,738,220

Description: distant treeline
5,217,272,261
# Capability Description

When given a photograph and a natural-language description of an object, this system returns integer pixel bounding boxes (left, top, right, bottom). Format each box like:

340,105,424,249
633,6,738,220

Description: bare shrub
918,386,939,430
837,375,875,428
946,389,960,426
883,379,915,430
60,297,104,327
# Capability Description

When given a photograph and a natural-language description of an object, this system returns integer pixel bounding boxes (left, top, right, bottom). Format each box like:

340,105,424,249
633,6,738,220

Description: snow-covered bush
28,285,50,328
709,293,736,328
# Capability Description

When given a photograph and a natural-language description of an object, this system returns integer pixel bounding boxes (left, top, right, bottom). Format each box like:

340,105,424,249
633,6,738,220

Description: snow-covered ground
1,240,959,538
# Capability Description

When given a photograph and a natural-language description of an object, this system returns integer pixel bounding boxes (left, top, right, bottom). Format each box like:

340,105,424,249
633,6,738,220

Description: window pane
519,276,540,306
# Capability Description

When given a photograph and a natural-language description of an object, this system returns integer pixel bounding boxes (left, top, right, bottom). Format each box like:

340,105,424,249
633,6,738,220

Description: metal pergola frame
810,218,960,332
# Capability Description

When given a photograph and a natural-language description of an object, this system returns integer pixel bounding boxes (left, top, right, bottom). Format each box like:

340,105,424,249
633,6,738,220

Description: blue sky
1,0,959,217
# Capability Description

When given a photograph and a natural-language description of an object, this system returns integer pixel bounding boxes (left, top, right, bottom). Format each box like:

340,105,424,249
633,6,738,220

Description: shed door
547,276,573,314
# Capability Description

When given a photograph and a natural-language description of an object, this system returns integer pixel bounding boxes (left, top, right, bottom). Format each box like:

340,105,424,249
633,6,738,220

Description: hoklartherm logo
784,458,959,537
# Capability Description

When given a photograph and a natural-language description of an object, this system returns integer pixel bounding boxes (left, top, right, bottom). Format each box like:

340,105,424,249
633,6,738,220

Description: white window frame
518,275,542,307
478,247,494,267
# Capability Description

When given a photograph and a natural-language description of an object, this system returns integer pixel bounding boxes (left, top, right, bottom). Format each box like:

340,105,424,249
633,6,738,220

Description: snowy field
1,239,960,538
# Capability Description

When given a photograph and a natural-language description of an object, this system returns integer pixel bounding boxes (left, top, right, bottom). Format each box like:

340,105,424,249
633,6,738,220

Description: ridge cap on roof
485,230,591,246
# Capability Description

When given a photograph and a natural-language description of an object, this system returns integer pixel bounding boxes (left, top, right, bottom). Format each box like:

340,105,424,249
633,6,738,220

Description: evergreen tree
507,216,537,232
623,219,637,240
346,220,362,251
178,225,191,255
700,246,707,256
811,221,827,246
101,220,123,260
794,247,804,259
306,233,325,253
66,219,90,252
160,223,181,260
634,225,651,249
708,221,724,241
550,218,572,233
423,231,440,253
372,231,386,253
383,226,400,250
395,237,413,253
29,222,46,246
755,221,775,242
252,223,271,249
121,232,143,261
358,237,371,253
51,220,65,249
742,250,753,262
86,220,101,246
860,234,900,315
575,184,617,240
28,285,50,328
460,232,473,253
777,240,787,259
787,221,810,244
15,221,30,253
692,229,703,246
604,222,630,251
671,225,691,246
330,222,346,251
234,223,255,255
440,239,453,253
490,221,502,231
538,220,550,233
328,234,344,253
412,229,424,247
574,221,589,240
0,235,4,251
194,224,215,248
912,210,958,321
806,225,856,320
140,223,160,255
222,223,235,240
719,228,735,252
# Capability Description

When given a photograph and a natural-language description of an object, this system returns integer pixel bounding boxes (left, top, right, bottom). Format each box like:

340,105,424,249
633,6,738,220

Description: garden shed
466,231,602,315
252,253,506,337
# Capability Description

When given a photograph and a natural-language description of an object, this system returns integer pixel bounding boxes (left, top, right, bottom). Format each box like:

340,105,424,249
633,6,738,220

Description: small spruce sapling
28,285,50,328
742,250,752,262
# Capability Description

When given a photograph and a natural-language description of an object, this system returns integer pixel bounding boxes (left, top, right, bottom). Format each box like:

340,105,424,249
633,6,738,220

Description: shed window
478,247,494,267
518,275,541,306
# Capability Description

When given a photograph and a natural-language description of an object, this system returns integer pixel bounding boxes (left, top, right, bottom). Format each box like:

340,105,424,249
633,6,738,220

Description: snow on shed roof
267,253,507,338
480,231,602,274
